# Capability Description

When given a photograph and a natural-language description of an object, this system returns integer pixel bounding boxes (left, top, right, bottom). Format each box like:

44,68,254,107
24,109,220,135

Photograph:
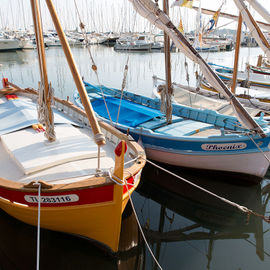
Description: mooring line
36,182,41,270
144,158,270,224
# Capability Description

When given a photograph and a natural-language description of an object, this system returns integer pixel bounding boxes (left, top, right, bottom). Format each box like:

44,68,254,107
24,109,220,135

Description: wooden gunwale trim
0,168,142,193
0,84,146,192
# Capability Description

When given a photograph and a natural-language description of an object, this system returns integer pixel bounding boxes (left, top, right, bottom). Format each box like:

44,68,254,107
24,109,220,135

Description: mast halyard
30,0,56,142
163,0,173,124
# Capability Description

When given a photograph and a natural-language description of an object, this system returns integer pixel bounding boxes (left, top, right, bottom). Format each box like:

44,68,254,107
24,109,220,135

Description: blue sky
0,0,269,32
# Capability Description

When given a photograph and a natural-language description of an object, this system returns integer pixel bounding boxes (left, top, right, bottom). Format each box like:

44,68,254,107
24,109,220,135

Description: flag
199,31,203,47
171,0,194,8
206,5,222,32
178,19,184,33
212,9,221,27
207,19,215,32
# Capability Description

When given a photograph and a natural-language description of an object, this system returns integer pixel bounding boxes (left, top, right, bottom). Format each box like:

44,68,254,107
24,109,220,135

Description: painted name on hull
201,143,247,151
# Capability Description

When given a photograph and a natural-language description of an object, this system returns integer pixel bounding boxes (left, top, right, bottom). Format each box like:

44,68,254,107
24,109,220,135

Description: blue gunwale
73,82,270,156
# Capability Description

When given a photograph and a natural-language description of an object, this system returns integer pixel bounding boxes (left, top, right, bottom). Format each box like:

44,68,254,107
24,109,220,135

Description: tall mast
30,0,55,142
163,0,172,124
45,0,105,146
231,13,242,94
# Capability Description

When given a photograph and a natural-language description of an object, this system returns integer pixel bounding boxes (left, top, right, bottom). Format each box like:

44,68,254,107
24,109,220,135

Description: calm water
1,46,270,270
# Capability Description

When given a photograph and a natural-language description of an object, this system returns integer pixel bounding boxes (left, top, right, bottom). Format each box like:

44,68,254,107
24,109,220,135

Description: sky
0,0,269,33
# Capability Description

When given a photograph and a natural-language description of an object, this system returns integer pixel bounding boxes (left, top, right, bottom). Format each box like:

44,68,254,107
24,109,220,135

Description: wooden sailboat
0,0,145,254
209,0,270,87
74,0,270,182
209,63,270,89
193,0,270,111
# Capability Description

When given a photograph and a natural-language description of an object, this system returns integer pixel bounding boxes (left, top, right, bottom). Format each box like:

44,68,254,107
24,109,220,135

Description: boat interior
0,92,136,185
75,83,268,138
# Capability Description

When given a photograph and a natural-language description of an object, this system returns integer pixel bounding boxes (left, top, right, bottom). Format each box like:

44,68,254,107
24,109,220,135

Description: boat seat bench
154,120,215,136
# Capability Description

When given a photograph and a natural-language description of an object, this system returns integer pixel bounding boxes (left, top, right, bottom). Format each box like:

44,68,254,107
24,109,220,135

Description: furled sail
128,0,266,137
246,0,270,24
233,0,270,61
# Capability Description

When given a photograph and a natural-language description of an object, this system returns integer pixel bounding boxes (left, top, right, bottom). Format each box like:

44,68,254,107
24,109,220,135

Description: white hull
146,147,270,178
0,39,22,51
114,42,152,51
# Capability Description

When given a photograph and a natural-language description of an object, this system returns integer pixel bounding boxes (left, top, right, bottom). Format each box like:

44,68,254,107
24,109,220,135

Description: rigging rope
107,157,163,269
143,158,270,225
122,177,163,270
116,58,129,125
247,133,270,164
37,81,56,141
73,0,113,124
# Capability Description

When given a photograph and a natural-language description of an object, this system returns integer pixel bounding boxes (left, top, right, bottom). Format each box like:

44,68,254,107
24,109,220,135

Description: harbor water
1,46,270,270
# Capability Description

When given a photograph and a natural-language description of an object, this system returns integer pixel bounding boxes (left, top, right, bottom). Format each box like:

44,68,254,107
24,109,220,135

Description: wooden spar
192,6,270,32
30,0,55,142
45,0,106,146
163,0,172,124
231,13,242,94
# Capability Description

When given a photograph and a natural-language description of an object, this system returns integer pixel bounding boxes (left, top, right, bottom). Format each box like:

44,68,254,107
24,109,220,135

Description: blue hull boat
74,82,270,182
208,63,270,88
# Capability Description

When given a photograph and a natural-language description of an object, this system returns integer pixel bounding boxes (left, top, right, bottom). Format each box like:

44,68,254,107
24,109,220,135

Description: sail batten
129,0,266,136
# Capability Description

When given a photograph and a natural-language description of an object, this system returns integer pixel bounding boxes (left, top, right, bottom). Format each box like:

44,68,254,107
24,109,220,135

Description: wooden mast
163,0,173,124
45,0,106,146
30,0,55,142
231,13,242,94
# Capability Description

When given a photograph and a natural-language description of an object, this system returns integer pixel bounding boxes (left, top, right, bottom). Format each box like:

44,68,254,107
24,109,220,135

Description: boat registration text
24,194,79,203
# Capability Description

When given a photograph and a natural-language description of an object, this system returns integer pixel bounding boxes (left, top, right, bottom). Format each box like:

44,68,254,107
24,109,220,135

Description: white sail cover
128,0,265,136
233,0,270,61
245,0,270,24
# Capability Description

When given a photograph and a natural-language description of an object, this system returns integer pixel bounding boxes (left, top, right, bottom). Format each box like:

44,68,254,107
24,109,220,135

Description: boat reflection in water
136,163,270,269
1,164,270,269
0,202,144,270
